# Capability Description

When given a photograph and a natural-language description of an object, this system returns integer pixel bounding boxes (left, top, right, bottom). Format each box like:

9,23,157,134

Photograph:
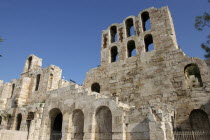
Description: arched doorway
50,108,63,140
189,109,210,130
16,113,22,130
72,109,84,140
95,106,112,140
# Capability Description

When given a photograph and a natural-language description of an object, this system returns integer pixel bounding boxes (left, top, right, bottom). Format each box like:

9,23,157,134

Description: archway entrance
95,106,112,140
50,108,63,140
16,113,22,130
72,109,84,140
190,109,210,130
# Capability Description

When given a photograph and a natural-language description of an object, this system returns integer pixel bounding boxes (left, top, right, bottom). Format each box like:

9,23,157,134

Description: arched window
91,83,100,93
141,11,151,31
50,108,63,140
110,26,118,43
189,109,210,130
16,113,22,130
35,74,41,91
28,56,32,70
144,34,154,52
184,64,203,87
111,46,118,62
126,18,135,37
72,109,84,139
95,106,112,140
127,40,136,57
11,84,15,98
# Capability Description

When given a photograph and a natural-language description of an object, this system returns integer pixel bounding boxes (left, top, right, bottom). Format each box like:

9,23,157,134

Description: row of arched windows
50,106,112,140
110,34,154,63
110,11,151,43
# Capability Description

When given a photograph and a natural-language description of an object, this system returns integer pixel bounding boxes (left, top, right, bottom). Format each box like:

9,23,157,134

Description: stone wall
0,130,27,140
0,6,210,140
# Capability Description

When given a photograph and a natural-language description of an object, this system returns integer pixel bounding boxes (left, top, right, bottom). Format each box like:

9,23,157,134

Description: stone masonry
1,6,210,140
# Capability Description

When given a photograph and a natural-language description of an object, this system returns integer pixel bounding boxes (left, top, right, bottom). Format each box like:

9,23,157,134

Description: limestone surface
1,6,210,140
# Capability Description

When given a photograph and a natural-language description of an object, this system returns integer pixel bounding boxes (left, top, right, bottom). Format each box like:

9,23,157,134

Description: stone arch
49,108,63,140
110,26,118,43
72,109,84,140
16,113,22,130
91,83,100,93
127,40,136,57
95,106,112,140
184,63,203,87
125,18,135,37
189,109,210,130
110,46,118,62
141,11,150,31
144,34,154,52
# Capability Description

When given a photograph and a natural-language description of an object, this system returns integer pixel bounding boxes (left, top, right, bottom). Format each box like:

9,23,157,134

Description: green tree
195,0,210,58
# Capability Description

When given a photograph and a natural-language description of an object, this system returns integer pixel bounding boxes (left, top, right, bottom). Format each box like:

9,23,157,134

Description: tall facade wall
0,6,210,140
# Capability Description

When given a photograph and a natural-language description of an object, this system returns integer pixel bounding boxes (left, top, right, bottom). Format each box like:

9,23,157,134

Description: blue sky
0,0,209,85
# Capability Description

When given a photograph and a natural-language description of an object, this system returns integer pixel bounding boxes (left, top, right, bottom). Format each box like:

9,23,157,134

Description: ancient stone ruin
1,6,210,140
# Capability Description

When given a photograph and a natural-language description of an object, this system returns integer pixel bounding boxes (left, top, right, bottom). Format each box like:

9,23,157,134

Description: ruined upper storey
0,54,73,109
101,6,178,65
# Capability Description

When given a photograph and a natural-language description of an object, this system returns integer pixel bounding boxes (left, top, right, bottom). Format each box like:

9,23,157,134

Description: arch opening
111,46,118,62
127,40,136,57
16,113,22,130
189,109,210,130
184,64,203,87
126,18,135,37
91,83,100,93
141,11,151,31
110,26,118,43
95,106,112,140
144,34,154,52
72,109,84,140
50,108,63,140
